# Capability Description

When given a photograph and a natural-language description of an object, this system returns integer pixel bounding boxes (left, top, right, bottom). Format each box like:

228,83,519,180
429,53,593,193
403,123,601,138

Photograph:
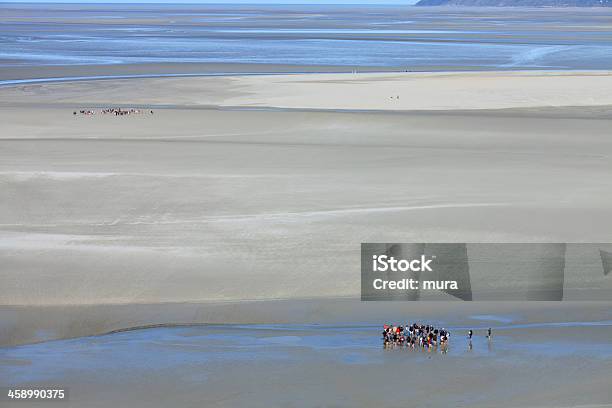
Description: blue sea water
1,3,612,71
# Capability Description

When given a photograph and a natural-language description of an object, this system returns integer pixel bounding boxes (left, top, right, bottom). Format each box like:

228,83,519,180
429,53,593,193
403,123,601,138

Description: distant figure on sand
468,329,473,340
487,328,492,340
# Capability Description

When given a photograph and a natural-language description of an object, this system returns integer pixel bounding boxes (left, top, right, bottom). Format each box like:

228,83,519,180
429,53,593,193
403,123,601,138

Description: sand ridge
3,70,612,111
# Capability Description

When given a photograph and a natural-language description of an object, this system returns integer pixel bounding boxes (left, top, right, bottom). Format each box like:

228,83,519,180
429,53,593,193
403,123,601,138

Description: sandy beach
4,70,612,110
1,68,612,407
2,70,612,310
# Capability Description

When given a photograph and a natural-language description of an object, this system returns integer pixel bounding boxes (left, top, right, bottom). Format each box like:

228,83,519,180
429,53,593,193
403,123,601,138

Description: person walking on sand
468,329,473,340
487,328,492,340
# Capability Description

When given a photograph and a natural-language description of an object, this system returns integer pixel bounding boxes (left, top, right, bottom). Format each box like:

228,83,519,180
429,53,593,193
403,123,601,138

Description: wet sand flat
2,317,612,408
3,4,612,71
1,105,612,308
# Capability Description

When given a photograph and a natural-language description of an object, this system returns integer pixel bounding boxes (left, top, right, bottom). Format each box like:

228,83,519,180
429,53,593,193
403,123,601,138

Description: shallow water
2,320,611,407
3,320,612,385
2,4,612,71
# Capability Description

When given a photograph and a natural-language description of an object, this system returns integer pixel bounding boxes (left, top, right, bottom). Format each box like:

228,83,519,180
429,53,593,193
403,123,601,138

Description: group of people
382,323,450,350
382,324,494,352
73,108,154,116
75,109,96,115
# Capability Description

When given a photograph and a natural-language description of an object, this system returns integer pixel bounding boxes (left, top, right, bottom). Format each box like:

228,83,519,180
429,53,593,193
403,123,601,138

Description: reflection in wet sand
2,319,611,408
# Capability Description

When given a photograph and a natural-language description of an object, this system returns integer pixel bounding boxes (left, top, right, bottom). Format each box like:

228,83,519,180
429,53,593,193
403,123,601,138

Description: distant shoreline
0,61,579,87
3,64,612,88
